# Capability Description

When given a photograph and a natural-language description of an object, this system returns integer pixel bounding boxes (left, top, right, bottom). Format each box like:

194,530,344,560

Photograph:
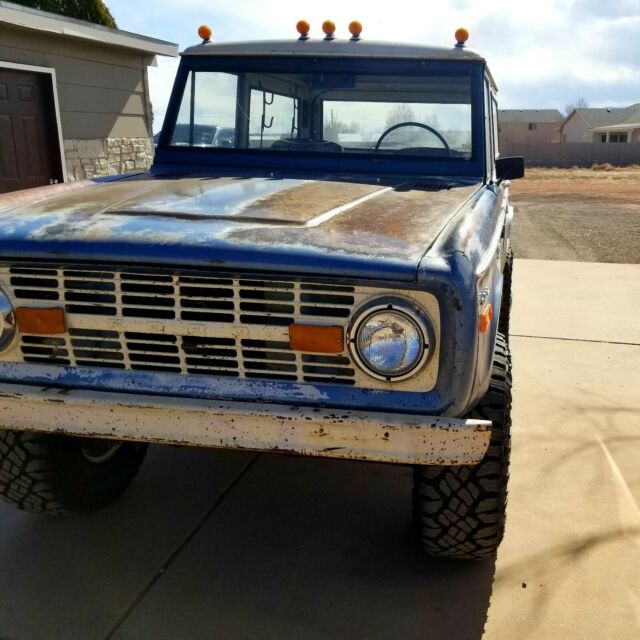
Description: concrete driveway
0,259,638,640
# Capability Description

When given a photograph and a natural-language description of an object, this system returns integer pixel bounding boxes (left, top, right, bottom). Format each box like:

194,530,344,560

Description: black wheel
413,333,512,559
0,430,148,515
498,245,513,339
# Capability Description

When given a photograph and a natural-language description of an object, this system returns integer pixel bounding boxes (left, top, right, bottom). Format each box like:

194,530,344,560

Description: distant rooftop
498,109,564,124
0,0,177,56
571,104,640,129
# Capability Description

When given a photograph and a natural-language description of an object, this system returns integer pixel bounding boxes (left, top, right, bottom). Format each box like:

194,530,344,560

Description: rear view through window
169,69,473,159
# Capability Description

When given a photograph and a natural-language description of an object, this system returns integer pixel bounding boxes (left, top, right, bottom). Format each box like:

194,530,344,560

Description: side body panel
418,180,505,416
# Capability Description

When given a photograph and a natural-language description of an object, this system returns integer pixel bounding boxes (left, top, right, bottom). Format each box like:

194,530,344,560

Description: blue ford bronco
0,22,523,559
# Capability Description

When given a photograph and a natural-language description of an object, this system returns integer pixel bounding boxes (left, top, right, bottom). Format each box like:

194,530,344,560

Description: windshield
168,67,473,160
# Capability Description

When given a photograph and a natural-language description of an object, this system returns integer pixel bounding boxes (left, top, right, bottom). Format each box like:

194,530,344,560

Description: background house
560,104,640,144
0,0,177,194
498,109,563,154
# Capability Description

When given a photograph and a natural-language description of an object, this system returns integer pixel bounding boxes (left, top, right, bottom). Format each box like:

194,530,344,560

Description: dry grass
511,165,640,201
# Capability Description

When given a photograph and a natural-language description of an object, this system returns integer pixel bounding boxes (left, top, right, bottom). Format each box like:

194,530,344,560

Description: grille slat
5,266,367,386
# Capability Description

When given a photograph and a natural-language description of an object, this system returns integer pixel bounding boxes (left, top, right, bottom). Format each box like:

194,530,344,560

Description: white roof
182,38,495,88
592,123,640,131
0,0,177,56
182,38,485,63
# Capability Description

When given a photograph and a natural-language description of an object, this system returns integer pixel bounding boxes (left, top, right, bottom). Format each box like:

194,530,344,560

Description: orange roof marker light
322,19,336,40
455,27,469,48
198,25,212,43
348,20,363,41
296,19,310,40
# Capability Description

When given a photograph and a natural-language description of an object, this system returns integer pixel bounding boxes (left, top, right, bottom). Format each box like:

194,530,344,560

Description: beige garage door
0,67,63,194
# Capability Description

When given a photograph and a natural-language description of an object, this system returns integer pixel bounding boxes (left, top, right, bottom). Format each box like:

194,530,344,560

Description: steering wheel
374,121,450,154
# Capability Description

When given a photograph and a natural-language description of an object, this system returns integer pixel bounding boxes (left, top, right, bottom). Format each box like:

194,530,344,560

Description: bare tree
564,98,588,117
384,104,416,129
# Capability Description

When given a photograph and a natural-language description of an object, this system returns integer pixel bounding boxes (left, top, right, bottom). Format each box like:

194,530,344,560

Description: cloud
106,0,640,126
568,0,640,19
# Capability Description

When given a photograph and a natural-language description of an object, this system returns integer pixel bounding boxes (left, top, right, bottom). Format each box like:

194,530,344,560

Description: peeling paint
0,383,492,466
0,174,479,281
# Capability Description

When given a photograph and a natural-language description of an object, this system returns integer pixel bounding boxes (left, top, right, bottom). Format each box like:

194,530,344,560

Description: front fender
418,183,506,415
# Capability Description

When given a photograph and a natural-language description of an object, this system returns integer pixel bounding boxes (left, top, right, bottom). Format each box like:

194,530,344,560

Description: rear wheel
413,333,512,559
0,430,147,515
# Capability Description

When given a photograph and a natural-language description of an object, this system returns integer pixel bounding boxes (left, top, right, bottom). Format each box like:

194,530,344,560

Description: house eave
0,0,178,57
592,123,640,132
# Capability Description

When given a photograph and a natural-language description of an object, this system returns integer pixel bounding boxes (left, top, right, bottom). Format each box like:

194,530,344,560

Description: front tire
0,430,148,515
413,333,512,559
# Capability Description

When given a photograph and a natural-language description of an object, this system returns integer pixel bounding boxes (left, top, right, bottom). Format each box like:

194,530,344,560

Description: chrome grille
8,265,358,385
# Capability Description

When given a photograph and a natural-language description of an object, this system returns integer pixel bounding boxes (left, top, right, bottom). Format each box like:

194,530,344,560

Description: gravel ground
509,167,640,264
511,195,640,263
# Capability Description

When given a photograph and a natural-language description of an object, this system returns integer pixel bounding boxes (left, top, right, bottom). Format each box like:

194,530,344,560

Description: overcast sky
105,0,640,132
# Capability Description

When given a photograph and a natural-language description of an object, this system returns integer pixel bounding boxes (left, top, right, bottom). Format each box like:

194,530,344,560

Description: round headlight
0,289,16,353
350,303,430,381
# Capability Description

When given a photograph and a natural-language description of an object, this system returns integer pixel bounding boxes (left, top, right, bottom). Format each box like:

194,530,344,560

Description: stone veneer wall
63,137,154,181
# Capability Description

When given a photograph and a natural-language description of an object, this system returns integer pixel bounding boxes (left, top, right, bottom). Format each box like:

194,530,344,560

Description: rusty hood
0,174,480,281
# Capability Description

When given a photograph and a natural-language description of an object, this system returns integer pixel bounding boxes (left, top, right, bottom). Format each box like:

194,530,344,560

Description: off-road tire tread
413,333,512,559
0,430,148,515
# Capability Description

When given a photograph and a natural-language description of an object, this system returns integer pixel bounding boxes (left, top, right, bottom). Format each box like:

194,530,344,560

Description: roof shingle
498,109,564,124
572,104,640,128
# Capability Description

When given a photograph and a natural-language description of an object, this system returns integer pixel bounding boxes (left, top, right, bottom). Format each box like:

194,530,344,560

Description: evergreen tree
13,0,117,28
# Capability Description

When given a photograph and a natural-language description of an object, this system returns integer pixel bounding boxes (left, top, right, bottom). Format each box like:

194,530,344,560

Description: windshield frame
155,55,487,179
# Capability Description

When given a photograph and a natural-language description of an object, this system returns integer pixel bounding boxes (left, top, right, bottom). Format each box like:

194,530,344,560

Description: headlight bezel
347,298,434,382
0,288,16,354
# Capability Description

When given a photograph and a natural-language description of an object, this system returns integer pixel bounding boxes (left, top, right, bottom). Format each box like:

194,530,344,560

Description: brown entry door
0,68,63,194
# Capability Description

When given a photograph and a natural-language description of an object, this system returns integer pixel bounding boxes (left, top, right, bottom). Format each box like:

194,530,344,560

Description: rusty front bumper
0,384,491,465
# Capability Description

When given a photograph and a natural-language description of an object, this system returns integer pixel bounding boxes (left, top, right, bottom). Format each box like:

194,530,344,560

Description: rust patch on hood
240,181,381,222
221,184,480,261
326,187,472,237
0,180,96,214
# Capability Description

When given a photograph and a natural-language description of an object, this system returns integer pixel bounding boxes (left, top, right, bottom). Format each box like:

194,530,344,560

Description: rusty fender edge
0,384,492,465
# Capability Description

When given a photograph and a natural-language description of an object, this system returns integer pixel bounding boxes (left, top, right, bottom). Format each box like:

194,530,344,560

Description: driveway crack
104,453,260,639
512,334,639,347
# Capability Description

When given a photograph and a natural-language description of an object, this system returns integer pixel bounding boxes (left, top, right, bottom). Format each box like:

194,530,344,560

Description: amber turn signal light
16,307,66,335
478,303,493,334
289,324,344,353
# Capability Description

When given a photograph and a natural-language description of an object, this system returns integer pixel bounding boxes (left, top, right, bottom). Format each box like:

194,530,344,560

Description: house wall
561,113,592,143
498,121,560,154
0,23,155,180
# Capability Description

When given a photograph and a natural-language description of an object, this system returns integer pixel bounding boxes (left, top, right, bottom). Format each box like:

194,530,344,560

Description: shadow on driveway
111,451,496,640
0,446,496,639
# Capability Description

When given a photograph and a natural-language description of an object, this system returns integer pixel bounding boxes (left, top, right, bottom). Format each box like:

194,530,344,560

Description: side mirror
496,156,525,181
